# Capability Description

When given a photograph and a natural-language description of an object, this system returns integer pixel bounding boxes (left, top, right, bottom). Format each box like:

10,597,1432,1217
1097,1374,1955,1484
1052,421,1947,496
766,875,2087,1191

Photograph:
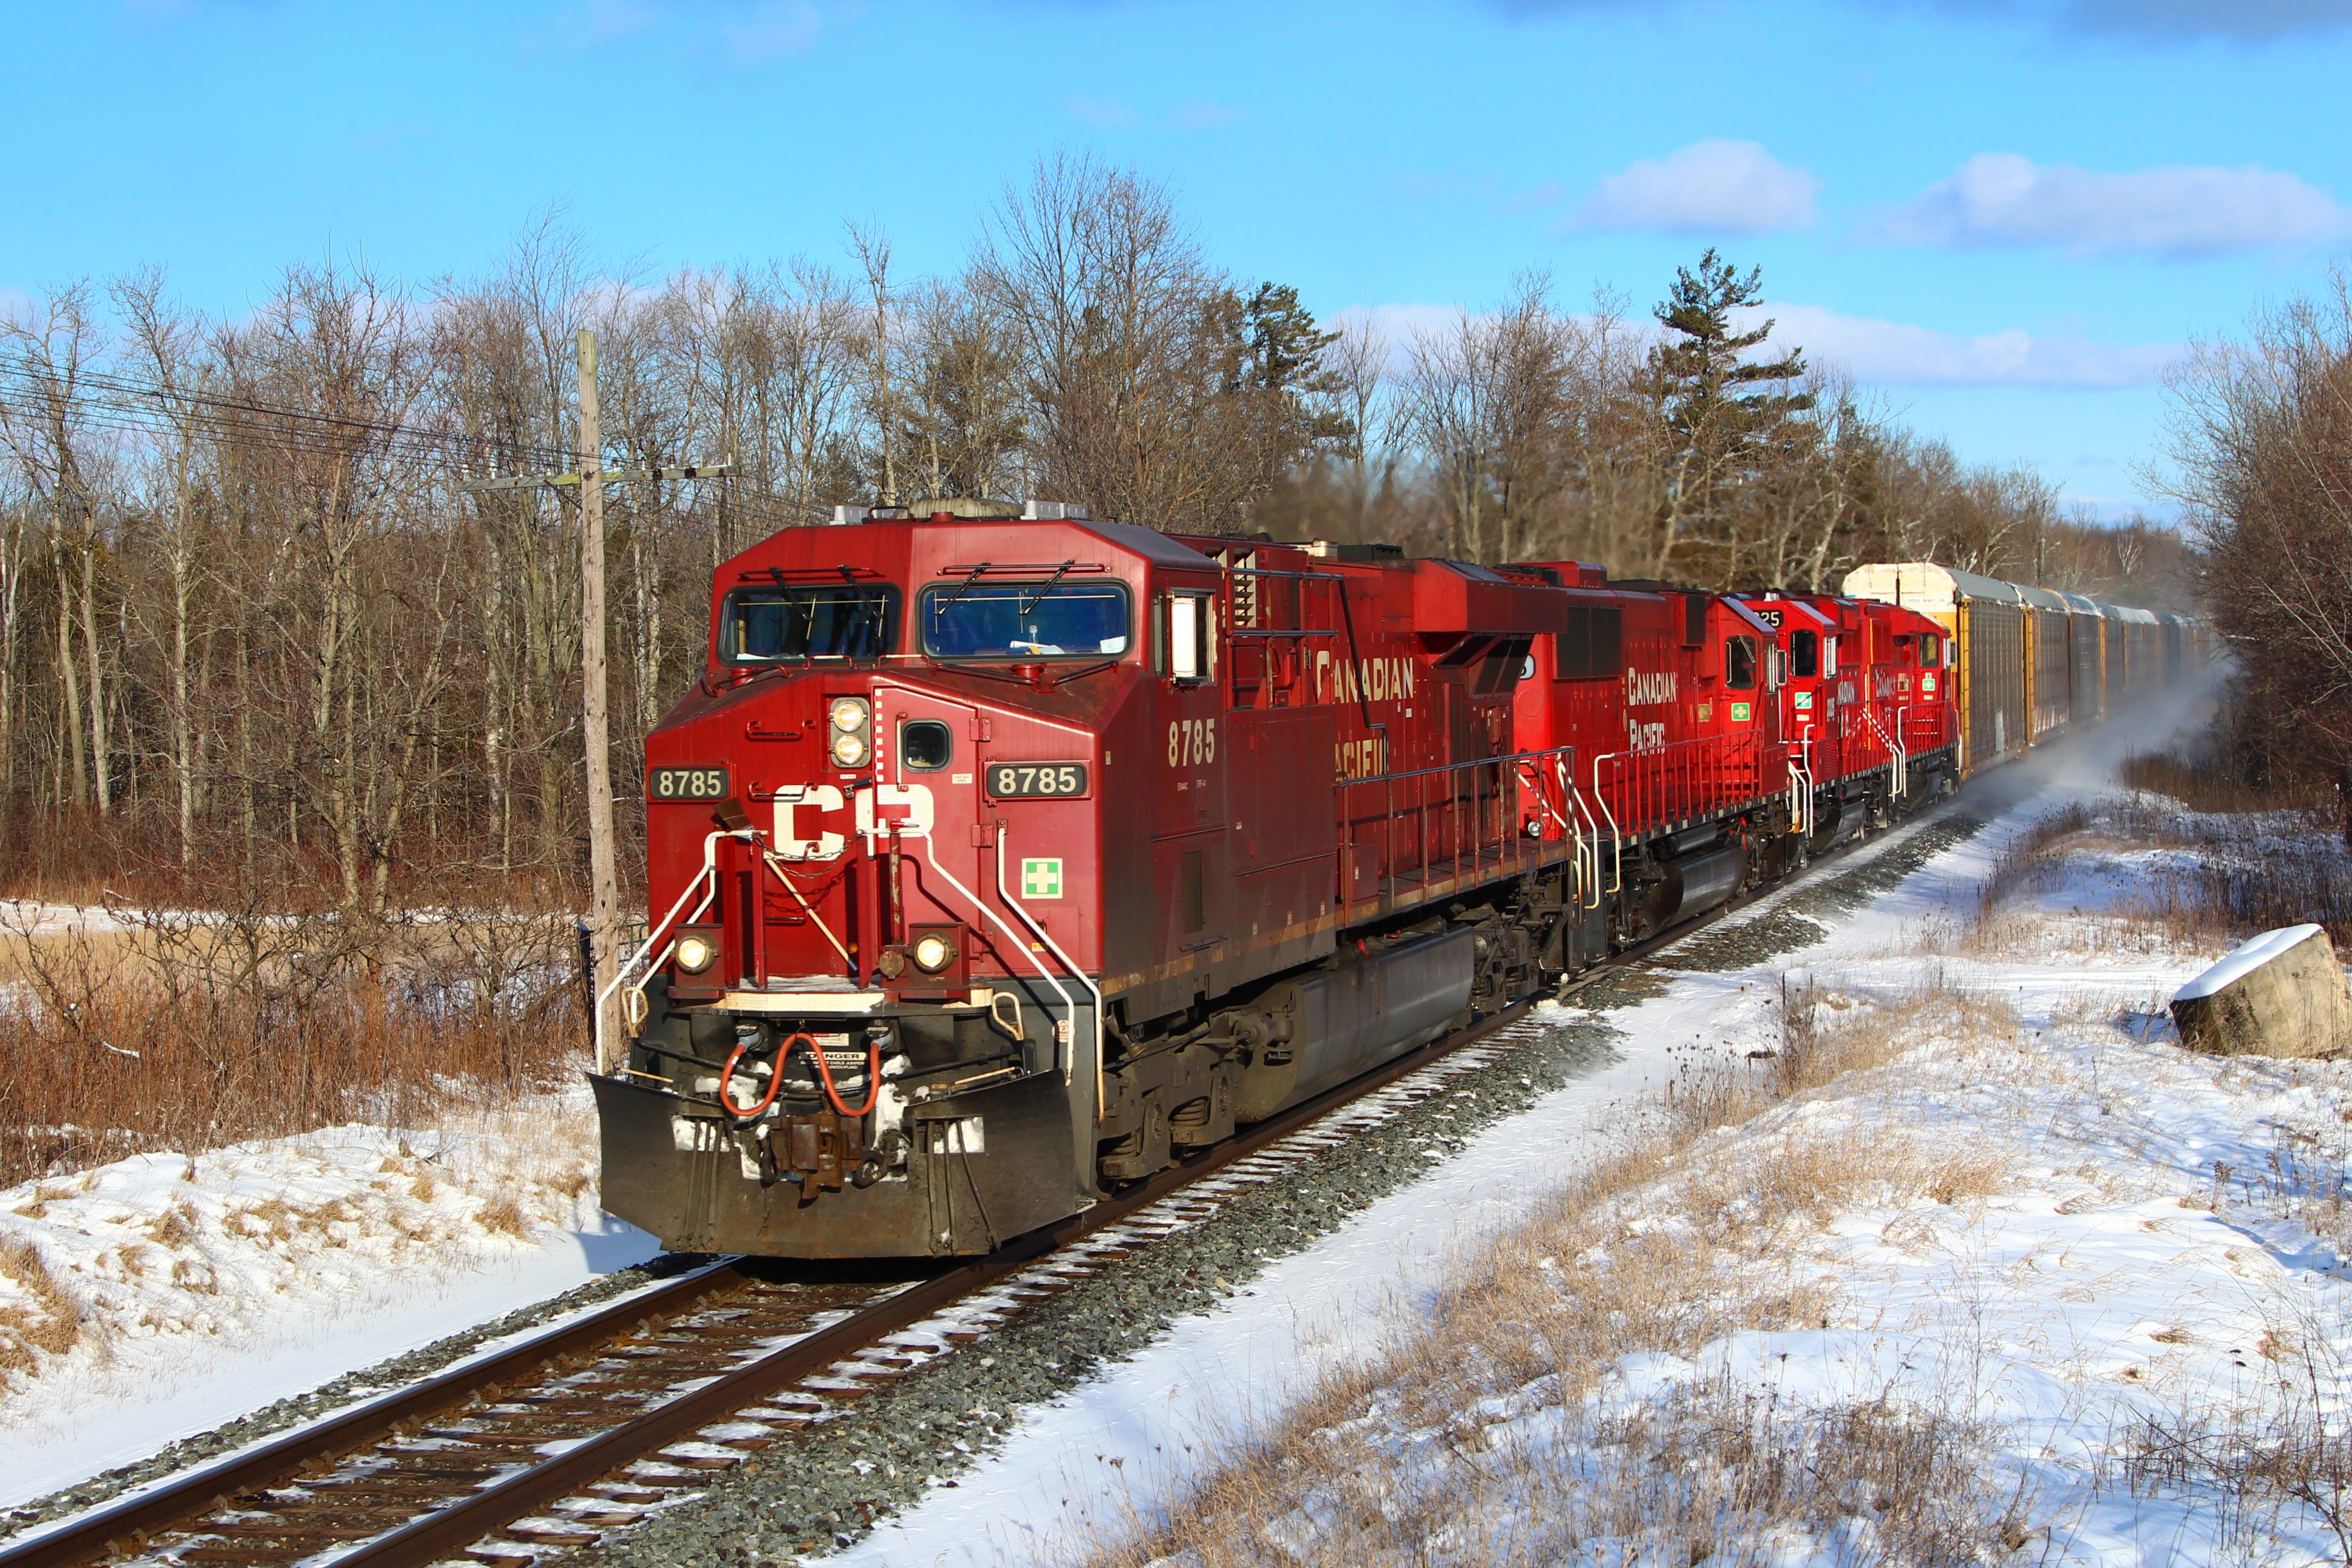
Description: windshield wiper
1018,560,1077,617
938,561,992,611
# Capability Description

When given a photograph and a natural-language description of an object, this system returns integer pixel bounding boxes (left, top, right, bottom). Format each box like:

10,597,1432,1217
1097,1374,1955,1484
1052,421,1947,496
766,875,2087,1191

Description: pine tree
1649,249,1813,582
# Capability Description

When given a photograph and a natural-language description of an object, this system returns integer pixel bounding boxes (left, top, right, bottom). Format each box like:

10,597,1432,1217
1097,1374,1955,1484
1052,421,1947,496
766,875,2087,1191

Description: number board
985,761,1089,799
648,765,731,802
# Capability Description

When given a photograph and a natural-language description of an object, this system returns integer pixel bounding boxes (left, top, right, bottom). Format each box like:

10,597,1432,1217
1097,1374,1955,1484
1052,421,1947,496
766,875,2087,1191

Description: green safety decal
1021,858,1063,899
1792,690,1814,710
1731,702,1753,722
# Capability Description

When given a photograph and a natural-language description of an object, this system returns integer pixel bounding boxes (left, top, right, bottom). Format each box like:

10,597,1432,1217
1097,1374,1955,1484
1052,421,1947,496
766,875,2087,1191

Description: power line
0,358,582,473
0,355,855,532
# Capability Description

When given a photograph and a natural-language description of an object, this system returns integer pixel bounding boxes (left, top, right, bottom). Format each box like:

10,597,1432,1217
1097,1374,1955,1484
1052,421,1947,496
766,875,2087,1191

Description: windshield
919,581,1131,659
1725,634,1758,690
722,585,899,663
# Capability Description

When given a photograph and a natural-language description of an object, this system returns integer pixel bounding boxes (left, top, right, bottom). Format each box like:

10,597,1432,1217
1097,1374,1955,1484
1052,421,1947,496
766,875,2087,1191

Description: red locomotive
591,504,2166,1259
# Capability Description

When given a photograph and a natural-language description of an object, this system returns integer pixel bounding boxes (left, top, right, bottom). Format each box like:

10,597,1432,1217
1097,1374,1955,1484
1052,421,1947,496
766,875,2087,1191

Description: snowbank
0,1092,658,1508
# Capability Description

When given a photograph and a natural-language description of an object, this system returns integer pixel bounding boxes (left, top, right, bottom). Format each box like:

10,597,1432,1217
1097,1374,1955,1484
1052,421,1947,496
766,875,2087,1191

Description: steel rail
0,1263,750,1568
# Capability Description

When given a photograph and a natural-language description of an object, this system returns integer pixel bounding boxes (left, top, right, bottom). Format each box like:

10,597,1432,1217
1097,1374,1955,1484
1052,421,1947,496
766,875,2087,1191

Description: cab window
1790,629,1819,679
1920,632,1942,666
1725,634,1759,690
918,581,1131,659
722,584,898,664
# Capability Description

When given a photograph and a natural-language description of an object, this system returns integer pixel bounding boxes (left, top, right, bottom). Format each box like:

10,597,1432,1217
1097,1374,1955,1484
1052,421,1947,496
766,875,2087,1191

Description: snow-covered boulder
2170,924,2352,1059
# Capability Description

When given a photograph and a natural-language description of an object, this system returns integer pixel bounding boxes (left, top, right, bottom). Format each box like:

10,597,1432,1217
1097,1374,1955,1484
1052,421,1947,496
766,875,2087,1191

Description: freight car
1839,564,2217,770
592,509,2202,1259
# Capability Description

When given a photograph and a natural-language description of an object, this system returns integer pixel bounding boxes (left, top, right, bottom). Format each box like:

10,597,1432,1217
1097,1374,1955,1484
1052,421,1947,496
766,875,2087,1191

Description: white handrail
1566,777,1603,910
1516,757,1577,840
1791,726,1816,838
1588,752,1625,895
996,835,1108,1124
909,827,1083,1090
1859,707,1905,799
597,827,754,1073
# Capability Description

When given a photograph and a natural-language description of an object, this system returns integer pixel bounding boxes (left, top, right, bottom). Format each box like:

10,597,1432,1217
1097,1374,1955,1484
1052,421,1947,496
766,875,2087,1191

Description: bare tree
2167,270,2352,832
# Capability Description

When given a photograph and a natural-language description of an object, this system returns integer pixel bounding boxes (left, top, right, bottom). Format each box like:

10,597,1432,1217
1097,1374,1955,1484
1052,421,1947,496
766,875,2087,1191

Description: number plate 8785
986,762,1088,798
649,766,729,801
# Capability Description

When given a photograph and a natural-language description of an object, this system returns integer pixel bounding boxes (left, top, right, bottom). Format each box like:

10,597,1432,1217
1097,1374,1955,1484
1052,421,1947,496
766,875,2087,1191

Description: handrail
996,834,1108,1122
1334,744,1575,910
1586,752,1626,894
598,828,756,1073
1566,775,1604,909
1789,726,1816,838
1513,752,1579,841
911,827,1082,1087
1589,728,1771,847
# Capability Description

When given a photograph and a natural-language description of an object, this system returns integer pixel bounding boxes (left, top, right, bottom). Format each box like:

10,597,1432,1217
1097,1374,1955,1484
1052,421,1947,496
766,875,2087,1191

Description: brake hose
811,1036,883,1118
719,1031,806,1122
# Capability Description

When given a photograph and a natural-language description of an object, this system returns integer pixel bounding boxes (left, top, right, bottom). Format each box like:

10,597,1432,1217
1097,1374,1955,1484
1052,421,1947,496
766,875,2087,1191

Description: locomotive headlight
829,697,869,733
911,931,957,974
674,935,716,974
831,730,869,767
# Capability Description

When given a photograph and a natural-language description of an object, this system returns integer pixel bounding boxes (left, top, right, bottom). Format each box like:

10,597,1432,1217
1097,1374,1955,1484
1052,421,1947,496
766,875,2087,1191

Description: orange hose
811,1037,882,1118
720,1031,803,1121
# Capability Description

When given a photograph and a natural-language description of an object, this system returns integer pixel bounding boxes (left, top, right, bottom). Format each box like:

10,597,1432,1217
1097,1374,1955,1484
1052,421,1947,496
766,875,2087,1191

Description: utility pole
576,329,620,1071
460,339,729,1072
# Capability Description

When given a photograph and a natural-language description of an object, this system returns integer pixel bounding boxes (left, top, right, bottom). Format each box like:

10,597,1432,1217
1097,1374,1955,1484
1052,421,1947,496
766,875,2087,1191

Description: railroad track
4,801,1968,1568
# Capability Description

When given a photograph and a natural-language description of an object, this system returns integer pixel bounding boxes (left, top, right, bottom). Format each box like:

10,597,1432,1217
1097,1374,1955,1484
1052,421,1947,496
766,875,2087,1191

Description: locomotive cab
597,508,1178,1257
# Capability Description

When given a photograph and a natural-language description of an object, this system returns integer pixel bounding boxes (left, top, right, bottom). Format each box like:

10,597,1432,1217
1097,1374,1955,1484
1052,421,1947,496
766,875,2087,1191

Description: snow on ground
846,740,2352,1565
0,1089,660,1507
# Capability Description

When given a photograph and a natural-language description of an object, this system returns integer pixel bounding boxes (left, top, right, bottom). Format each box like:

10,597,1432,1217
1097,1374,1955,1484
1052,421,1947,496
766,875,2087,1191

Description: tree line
0,154,2189,906
2168,269,2352,834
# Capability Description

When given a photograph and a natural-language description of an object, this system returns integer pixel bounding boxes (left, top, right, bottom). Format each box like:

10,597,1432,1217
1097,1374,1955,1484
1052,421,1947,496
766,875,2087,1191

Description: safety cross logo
1021,858,1063,899
1731,703,1753,722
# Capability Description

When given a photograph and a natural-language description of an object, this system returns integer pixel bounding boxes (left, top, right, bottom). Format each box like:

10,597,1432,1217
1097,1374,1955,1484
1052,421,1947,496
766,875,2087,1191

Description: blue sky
6,0,2349,518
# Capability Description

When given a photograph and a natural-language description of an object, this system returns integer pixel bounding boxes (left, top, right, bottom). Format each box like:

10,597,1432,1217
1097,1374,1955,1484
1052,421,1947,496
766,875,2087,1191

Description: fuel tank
1231,926,1475,1121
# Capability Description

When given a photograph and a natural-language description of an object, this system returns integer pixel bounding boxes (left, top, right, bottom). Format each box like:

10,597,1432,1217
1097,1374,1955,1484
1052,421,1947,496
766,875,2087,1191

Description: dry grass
2115,1313,2352,1563
0,1234,80,1377
1084,974,2026,1568
2118,741,2331,818
0,894,585,1189
475,1193,530,1238
1962,776,2352,958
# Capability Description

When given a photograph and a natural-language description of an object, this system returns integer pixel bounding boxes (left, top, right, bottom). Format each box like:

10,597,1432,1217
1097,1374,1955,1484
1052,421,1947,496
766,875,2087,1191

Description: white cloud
1735,302,2180,389
1321,303,1484,375
1568,139,1822,234
1497,0,2352,41
712,0,822,59
1883,153,2351,258
550,0,828,64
